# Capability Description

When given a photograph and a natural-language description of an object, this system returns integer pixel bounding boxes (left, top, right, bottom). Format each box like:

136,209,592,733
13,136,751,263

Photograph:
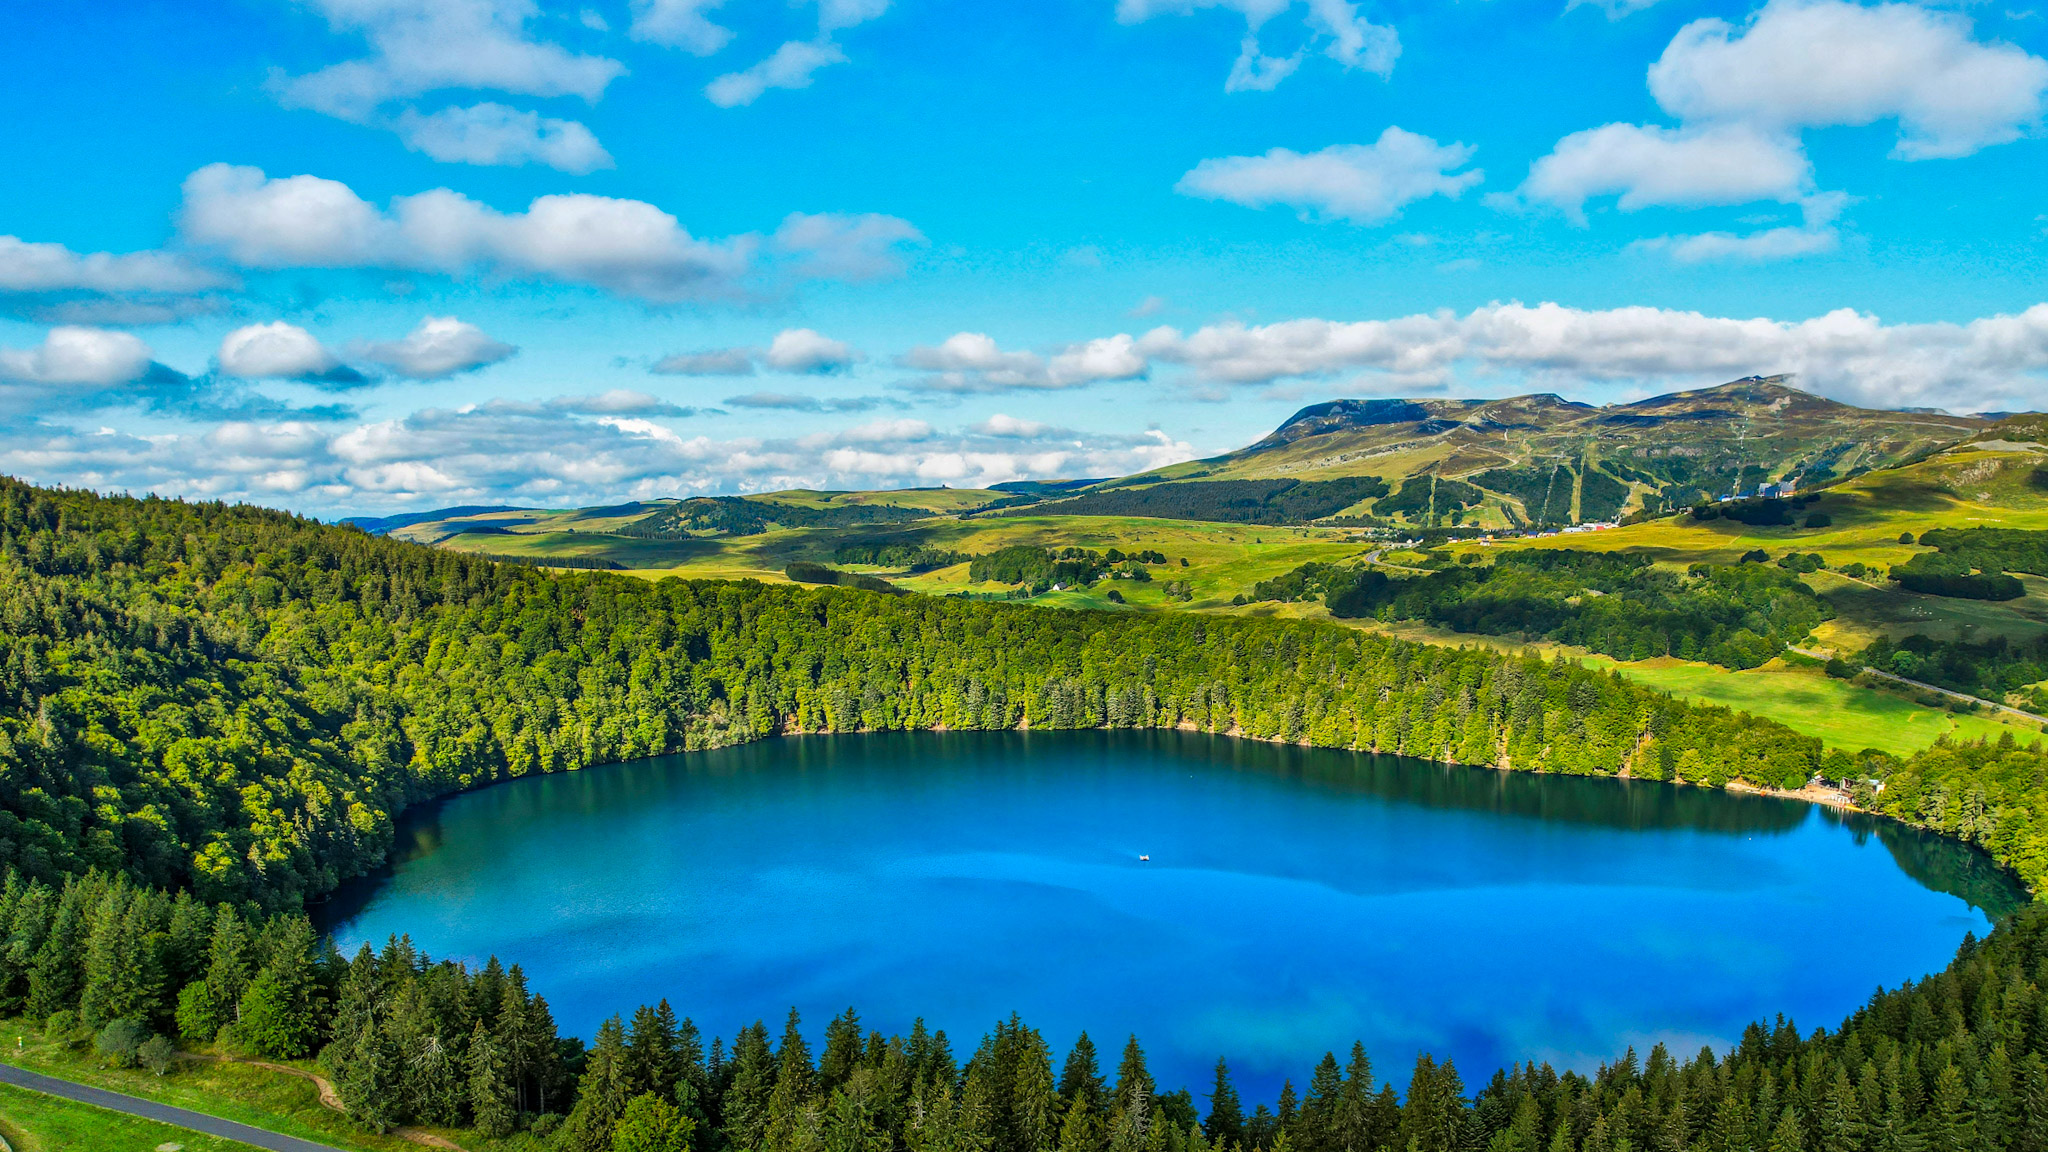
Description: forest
1850,633,2048,712
1029,478,1390,525
14,863,2048,1152
1247,551,1832,669
13,476,2048,1148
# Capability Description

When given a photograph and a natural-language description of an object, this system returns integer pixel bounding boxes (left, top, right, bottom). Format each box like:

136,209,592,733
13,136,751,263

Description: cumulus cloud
1516,0,2046,243
900,332,1150,394
763,328,861,373
1116,0,1399,92
353,316,518,379
1178,129,1482,224
770,213,926,281
705,0,890,107
631,0,733,53
217,321,367,386
1634,192,1850,263
172,164,916,302
394,103,614,172
0,326,156,387
654,329,862,377
0,400,1194,514
1131,301,2048,411
177,163,754,301
271,0,624,121
1649,0,2048,160
0,235,234,323
1518,123,1811,222
725,392,882,412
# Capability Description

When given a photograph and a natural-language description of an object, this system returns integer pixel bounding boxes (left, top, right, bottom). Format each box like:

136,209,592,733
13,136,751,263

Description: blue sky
2,0,2045,514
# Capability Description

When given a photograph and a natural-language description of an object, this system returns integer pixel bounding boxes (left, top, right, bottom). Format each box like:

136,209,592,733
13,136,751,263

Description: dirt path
185,1053,469,1152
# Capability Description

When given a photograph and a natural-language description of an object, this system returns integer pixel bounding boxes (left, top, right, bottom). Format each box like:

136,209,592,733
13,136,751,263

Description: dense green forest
1248,551,1832,669
1888,529,2042,601
833,543,972,571
4,476,2046,910
1849,633,2048,712
965,546,1167,592
1030,478,1389,525
18,863,2048,1152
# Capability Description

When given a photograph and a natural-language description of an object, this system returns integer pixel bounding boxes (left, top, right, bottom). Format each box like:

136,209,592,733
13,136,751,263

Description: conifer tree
1061,1033,1107,1117
236,915,320,1058
1204,1059,1243,1151
467,1019,518,1139
25,878,91,1019
724,1021,781,1152
564,1015,634,1152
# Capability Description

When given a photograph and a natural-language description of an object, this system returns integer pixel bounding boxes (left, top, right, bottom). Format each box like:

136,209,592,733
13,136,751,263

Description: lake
322,730,2020,1101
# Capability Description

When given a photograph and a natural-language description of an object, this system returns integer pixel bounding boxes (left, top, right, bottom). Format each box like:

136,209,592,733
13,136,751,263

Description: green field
0,1081,263,1152
0,1024,413,1152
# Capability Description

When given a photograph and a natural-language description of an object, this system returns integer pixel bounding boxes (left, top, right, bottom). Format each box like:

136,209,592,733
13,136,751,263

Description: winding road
0,1061,351,1151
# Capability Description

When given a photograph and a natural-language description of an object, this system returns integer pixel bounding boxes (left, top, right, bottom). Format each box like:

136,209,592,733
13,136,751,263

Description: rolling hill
1069,377,1987,529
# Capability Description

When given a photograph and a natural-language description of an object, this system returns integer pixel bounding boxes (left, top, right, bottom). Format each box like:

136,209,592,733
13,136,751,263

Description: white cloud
1518,122,1812,222
653,329,863,377
177,163,753,301
705,0,890,107
174,164,915,302
764,328,860,373
547,389,702,416
1134,301,2048,411
901,332,1148,393
653,349,757,376
0,236,227,296
1177,129,1482,225
1636,192,1850,263
0,327,155,387
1566,0,1665,18
631,0,733,53
975,413,1053,438
706,38,848,107
1648,0,2048,160
770,212,926,280
1116,0,1399,91
0,400,1193,513
394,103,613,173
0,235,235,324
271,0,625,122
354,316,517,379
218,321,351,382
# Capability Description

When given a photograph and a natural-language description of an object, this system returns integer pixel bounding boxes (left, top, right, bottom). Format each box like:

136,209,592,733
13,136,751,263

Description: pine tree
235,916,320,1059
1296,1053,1341,1152
820,1008,865,1095
766,1009,821,1152
1767,1107,1805,1152
1204,1059,1243,1151
724,1021,781,1152
631,1000,683,1100
564,1015,634,1152
467,1019,518,1138
1061,1033,1107,1116
25,878,91,1019
202,905,254,1026
1013,1028,1060,1152
1330,1045,1372,1152
1924,1063,1974,1152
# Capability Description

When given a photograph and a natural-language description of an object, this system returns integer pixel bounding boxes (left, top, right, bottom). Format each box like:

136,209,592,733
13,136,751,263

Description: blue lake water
322,730,2020,1100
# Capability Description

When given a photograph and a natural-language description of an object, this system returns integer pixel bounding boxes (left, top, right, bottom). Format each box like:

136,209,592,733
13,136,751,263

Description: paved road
0,1062,353,1152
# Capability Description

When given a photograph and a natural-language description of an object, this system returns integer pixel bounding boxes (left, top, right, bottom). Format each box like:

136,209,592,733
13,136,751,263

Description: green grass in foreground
0,1023,405,1152
0,1080,260,1152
